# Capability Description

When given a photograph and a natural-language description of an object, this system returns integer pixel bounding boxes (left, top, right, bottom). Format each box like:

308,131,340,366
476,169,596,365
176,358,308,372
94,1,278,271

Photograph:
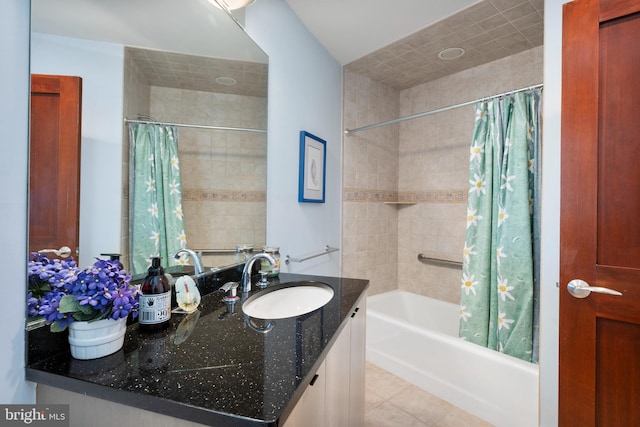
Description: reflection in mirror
30,0,268,275
124,48,267,274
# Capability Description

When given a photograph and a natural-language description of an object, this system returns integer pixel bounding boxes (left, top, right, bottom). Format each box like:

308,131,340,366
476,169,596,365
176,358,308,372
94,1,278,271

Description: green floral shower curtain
129,124,186,275
459,89,541,363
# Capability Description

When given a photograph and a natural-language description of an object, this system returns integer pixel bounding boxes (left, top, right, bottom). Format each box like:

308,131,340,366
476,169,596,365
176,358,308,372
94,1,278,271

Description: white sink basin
242,282,334,319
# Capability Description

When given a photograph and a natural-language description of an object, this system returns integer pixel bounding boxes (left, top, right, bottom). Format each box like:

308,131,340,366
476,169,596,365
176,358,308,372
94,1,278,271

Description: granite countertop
26,272,369,427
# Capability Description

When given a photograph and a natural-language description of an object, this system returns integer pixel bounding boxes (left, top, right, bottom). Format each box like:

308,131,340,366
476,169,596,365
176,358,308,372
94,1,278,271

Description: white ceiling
285,0,481,65
31,0,269,96
31,0,267,63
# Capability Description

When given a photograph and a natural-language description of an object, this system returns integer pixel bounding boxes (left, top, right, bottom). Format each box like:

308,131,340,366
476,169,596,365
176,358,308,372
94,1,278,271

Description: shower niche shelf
383,202,417,206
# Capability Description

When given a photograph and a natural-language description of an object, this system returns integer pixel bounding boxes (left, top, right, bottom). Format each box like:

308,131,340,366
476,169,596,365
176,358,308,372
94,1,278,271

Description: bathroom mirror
29,0,268,274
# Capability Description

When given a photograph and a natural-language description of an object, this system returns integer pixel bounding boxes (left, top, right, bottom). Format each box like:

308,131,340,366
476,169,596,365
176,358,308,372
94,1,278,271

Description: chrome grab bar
417,253,462,269
285,245,340,264
195,249,242,256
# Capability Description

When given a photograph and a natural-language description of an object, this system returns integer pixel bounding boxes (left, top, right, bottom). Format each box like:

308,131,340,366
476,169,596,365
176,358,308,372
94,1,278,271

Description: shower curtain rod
125,118,267,134
344,83,543,135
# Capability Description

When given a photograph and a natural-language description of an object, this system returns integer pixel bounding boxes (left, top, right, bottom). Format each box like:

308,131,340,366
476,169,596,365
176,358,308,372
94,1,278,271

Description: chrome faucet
173,248,204,276
241,253,276,293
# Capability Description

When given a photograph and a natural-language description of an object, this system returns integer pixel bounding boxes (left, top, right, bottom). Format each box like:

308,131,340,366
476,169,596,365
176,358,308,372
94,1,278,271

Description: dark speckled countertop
26,272,369,427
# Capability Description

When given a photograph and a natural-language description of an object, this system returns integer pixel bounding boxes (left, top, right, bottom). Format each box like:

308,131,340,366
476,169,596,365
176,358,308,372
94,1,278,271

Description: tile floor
364,362,493,427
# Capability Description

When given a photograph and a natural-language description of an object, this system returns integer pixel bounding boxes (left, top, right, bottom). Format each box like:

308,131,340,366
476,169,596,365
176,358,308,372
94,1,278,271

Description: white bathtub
366,290,539,427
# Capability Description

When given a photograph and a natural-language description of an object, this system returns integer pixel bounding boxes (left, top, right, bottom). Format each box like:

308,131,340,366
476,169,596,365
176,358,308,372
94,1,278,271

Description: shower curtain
459,89,541,363
129,124,187,275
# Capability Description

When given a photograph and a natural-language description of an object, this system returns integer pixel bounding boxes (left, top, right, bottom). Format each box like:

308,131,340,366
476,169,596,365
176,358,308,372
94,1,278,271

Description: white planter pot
67,317,127,360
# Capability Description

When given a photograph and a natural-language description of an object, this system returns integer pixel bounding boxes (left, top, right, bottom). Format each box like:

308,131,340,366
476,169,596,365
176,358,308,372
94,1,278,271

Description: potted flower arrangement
28,253,139,359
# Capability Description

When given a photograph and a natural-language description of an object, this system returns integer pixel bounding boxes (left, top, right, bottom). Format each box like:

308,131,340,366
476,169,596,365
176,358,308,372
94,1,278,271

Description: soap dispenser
138,257,171,330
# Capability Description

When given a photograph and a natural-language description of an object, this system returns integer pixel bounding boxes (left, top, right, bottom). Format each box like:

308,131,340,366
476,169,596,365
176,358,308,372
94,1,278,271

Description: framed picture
298,131,326,203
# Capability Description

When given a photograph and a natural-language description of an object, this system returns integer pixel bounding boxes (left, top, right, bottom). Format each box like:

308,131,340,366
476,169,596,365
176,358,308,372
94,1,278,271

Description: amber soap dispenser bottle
138,257,171,330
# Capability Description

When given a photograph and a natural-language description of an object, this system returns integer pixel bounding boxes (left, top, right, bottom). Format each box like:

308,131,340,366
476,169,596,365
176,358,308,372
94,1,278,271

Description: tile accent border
399,189,467,204
343,188,467,204
183,189,266,202
343,189,397,203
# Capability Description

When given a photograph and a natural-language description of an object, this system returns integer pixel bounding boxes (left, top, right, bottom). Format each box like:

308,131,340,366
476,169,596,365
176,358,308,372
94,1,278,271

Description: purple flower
27,292,40,318
38,290,70,323
27,254,139,332
110,287,138,319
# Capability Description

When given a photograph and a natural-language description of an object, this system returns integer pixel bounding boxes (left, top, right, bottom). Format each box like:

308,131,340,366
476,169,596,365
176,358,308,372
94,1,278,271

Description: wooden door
29,74,82,258
560,1,640,426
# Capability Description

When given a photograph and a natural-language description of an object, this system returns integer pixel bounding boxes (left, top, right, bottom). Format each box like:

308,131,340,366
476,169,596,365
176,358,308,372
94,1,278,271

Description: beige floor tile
365,363,411,400
365,388,386,413
365,362,496,427
431,407,494,427
388,385,456,425
364,402,429,427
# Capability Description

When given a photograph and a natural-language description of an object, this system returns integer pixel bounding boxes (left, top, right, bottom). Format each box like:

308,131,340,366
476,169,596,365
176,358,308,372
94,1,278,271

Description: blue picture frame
298,131,326,203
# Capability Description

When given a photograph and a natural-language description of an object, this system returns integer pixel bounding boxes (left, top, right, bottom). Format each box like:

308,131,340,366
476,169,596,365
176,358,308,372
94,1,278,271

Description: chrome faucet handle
257,270,270,288
219,282,239,301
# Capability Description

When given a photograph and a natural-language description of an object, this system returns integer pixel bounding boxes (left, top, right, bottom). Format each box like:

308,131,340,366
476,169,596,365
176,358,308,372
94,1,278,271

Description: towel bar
285,246,340,264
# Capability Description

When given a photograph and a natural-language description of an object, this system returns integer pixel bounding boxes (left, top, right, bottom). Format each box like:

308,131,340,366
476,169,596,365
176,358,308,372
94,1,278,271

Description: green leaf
77,303,94,315
50,322,67,333
59,295,95,315
58,295,80,313
72,311,96,321
92,312,108,321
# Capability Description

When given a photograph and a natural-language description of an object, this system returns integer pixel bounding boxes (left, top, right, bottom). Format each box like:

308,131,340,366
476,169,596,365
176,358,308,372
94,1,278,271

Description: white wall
245,0,343,277
0,0,36,404
31,33,124,268
539,0,569,425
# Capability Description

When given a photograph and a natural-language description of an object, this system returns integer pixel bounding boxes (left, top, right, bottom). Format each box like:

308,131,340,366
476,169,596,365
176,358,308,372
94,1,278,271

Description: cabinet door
283,292,367,427
326,292,367,427
325,321,351,426
349,294,366,427
283,361,326,427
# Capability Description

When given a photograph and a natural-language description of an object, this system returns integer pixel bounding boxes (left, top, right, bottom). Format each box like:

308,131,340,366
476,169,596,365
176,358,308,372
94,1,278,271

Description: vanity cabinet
28,274,369,427
284,293,366,427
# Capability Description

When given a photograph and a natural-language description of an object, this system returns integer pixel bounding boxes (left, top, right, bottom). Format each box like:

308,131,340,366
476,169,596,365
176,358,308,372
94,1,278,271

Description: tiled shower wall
343,46,543,302
342,71,400,296
121,53,267,270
